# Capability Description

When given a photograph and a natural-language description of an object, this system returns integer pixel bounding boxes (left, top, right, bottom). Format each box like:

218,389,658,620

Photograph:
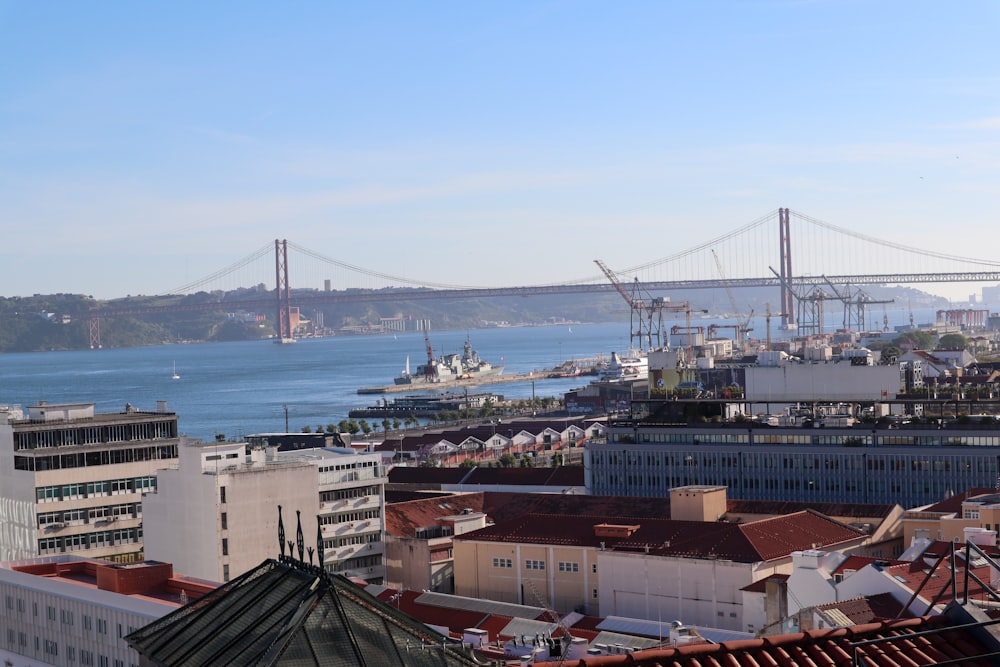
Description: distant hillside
0,285,951,353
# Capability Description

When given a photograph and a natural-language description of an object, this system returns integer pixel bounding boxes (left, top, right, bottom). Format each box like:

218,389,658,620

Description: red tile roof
815,592,908,625
385,492,672,538
534,615,998,667
917,488,997,514
456,510,863,563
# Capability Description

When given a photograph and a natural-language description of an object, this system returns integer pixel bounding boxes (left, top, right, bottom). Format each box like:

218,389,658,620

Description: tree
498,453,516,468
459,458,477,469
359,420,371,435
519,455,534,468
895,330,934,351
392,418,401,431
937,333,968,350
551,452,563,467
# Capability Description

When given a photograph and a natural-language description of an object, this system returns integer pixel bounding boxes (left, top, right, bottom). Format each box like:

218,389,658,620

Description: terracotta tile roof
388,467,471,484
725,499,897,520
386,492,672,537
457,511,863,563
917,488,998,514
831,555,905,577
534,615,999,667
740,573,789,593
815,592,908,626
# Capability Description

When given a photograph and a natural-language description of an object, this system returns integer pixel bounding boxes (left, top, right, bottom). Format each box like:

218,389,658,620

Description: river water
0,323,630,441
0,307,945,441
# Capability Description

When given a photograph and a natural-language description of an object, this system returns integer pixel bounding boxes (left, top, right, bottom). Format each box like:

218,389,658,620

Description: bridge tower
274,239,293,342
778,208,796,330
89,317,101,349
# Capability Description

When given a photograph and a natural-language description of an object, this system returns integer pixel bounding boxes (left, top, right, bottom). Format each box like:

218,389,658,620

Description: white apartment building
0,402,180,563
142,436,387,584
0,554,210,667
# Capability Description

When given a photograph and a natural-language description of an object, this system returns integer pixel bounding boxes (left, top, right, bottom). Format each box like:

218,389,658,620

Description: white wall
745,363,900,402
598,551,758,632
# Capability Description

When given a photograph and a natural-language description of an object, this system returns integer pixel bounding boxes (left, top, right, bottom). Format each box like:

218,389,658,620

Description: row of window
323,531,381,549
592,451,997,474
38,527,142,554
612,431,1000,448
14,419,177,450
320,508,381,525
490,559,592,574
5,631,135,667
36,477,157,503
319,484,382,503
14,444,178,472
38,503,141,528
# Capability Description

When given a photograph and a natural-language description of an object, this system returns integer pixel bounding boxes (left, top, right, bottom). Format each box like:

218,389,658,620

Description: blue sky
2,2,999,300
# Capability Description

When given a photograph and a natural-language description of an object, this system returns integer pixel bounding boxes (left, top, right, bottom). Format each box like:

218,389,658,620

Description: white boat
172,362,180,380
599,351,648,382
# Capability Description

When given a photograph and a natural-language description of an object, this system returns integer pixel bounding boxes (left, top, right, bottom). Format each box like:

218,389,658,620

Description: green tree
895,330,934,351
359,420,371,435
498,453,516,468
937,333,968,350
459,458,477,468
519,455,534,468
551,452,563,467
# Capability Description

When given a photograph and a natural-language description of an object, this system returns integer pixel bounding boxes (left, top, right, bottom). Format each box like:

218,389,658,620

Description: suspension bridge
90,208,1000,343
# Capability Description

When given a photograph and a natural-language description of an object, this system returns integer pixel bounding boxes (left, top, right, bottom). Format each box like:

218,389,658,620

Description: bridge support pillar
89,318,102,349
275,239,293,341
778,207,796,329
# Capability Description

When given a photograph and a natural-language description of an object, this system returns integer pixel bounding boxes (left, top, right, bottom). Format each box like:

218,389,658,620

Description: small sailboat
172,362,180,380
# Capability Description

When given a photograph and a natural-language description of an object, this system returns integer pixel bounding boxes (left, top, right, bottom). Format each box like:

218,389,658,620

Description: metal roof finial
278,505,286,558
317,515,325,569
296,510,305,562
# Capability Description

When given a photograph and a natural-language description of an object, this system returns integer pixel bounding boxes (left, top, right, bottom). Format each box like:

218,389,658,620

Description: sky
2,1,999,301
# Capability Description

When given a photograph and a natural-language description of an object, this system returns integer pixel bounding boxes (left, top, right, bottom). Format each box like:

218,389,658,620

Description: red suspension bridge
89,208,1000,344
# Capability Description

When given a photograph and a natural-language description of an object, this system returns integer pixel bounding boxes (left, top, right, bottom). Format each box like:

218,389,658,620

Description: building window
221,512,228,530
558,561,579,573
492,558,512,569
525,560,545,571
220,486,227,504
593,588,598,599
222,538,229,556
223,564,230,582
964,509,980,519
592,564,597,574
96,618,107,635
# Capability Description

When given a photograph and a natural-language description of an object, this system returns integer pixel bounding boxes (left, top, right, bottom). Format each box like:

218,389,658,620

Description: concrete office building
143,437,387,584
0,402,180,563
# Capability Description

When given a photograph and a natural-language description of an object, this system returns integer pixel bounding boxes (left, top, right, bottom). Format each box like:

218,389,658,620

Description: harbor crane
594,259,705,364
710,249,754,350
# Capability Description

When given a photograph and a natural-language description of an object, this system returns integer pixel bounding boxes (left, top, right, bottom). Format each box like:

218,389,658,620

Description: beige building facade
0,402,180,563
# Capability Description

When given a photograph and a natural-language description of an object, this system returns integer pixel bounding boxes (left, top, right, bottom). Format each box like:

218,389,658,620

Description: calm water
0,307,943,441
0,323,631,441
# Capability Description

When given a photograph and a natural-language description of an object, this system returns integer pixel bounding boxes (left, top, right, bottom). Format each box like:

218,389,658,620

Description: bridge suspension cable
792,210,1000,268
160,242,274,296
616,210,779,274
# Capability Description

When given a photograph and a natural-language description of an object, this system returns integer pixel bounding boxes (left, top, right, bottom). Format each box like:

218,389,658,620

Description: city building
0,402,180,563
142,436,387,584
452,496,868,631
590,398,1000,507
141,438,319,583
0,554,213,667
